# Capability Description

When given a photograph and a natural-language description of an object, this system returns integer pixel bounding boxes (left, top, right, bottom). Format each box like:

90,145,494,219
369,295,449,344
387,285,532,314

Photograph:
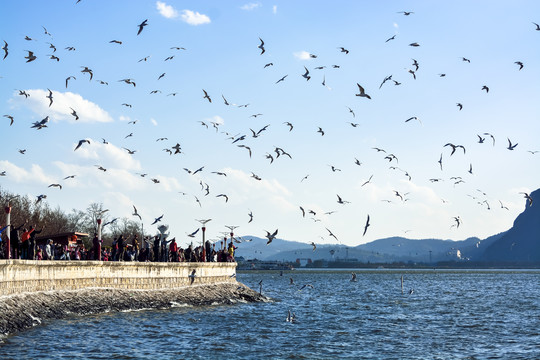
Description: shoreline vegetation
0,282,268,337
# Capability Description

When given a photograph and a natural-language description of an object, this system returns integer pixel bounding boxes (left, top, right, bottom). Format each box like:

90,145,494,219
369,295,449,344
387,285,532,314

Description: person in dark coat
205,240,212,262
28,226,42,260
92,233,100,260
153,235,160,262
117,234,125,261
10,221,26,259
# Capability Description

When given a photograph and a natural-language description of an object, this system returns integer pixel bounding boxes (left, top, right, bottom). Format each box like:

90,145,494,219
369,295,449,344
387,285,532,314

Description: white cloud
145,175,183,192
273,5,277,14
293,51,312,61
11,89,113,123
180,9,211,25
225,168,292,196
73,140,142,171
241,3,261,11
156,1,178,19
0,161,55,185
52,160,182,194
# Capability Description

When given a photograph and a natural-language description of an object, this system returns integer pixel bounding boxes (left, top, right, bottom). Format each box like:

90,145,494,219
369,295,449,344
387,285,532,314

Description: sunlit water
1,269,539,359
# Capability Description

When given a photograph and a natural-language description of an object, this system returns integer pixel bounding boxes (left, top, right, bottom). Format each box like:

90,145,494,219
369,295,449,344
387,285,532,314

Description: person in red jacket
20,227,34,259
169,238,178,262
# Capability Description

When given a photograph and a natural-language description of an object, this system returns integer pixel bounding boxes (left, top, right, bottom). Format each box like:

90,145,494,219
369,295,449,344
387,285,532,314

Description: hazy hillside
482,189,540,263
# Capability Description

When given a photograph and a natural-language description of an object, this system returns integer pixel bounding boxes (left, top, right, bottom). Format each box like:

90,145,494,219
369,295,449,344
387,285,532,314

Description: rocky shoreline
0,282,268,337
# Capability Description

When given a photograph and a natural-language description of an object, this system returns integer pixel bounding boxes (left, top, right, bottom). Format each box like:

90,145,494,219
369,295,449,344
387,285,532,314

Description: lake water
1,269,539,359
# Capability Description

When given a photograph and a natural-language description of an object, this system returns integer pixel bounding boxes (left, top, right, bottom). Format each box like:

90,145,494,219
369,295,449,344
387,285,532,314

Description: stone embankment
0,260,268,336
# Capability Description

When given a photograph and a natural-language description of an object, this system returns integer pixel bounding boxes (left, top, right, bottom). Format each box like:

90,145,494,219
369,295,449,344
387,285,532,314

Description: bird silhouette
302,66,311,81
2,41,7,60
65,76,76,88
276,75,288,84
81,66,93,81
137,19,148,35
24,50,36,62
265,229,278,244
520,192,533,206
3,115,14,126
258,37,265,54
202,89,212,103
74,139,90,151
187,228,200,237
46,89,53,107
151,215,163,225
355,83,371,99
363,214,370,236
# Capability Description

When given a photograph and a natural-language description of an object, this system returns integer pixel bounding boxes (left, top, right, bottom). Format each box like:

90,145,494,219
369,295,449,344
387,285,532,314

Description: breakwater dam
0,260,266,336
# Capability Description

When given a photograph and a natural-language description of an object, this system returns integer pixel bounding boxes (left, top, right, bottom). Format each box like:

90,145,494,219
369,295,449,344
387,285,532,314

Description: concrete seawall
0,260,267,336
0,260,237,295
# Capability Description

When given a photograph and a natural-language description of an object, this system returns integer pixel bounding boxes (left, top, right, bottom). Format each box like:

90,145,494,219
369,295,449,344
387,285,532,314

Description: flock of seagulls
1,5,538,252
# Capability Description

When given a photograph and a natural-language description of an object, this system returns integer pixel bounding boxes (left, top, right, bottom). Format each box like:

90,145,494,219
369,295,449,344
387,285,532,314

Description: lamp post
97,218,102,261
5,204,11,259
225,225,239,253
196,219,212,262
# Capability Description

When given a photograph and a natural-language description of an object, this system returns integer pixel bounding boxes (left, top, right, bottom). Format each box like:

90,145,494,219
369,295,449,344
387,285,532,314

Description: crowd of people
0,222,237,263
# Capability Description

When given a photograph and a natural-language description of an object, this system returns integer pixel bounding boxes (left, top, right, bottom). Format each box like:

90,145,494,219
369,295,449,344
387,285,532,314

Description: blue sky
1,0,539,249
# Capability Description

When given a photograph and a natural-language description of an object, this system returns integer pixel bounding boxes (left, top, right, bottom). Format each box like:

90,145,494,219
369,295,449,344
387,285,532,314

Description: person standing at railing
169,238,178,262
20,227,33,259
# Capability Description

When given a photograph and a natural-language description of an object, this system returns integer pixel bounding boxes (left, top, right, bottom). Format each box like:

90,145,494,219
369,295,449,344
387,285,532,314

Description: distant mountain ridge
235,188,539,265
481,188,540,263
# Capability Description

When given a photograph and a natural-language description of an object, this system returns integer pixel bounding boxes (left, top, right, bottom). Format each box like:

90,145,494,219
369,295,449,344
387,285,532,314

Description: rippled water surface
1,269,539,359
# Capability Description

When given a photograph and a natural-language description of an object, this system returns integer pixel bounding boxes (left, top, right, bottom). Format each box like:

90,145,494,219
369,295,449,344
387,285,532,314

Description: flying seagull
2,41,7,60
24,50,37,62
187,228,200,237
74,139,90,151
302,66,311,81
3,115,14,126
31,116,49,129
202,89,212,103
151,214,164,225
355,83,371,99
65,76,76,88
520,192,533,207
265,229,278,245
137,19,148,35
81,66,93,81
363,215,370,236
507,138,518,150
70,107,79,121
132,205,142,220
275,75,288,84
325,228,339,242
258,37,265,55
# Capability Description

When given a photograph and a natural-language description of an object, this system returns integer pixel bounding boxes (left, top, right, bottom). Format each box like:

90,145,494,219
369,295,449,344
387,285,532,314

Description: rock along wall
0,260,237,296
